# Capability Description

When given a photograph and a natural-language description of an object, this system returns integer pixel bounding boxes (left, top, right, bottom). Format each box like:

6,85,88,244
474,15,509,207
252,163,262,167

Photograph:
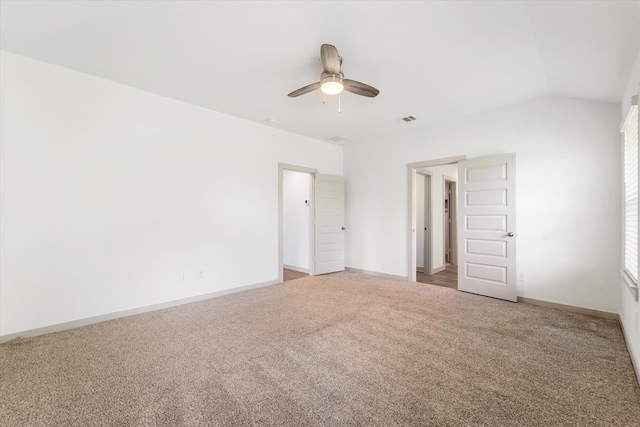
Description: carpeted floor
1,272,639,426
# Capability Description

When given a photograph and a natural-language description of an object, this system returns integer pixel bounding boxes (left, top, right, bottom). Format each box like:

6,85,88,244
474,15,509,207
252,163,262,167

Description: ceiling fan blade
321,44,341,74
287,82,321,97
343,79,380,98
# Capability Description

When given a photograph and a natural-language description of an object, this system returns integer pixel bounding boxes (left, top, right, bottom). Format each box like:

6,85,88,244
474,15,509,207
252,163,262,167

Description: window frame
622,95,639,290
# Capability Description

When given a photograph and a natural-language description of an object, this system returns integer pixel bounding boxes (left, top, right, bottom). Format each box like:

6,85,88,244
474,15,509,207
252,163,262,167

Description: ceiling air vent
401,115,417,123
327,135,348,143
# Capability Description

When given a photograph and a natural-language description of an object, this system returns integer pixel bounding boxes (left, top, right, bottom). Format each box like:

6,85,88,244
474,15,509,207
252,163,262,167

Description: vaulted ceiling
2,1,639,145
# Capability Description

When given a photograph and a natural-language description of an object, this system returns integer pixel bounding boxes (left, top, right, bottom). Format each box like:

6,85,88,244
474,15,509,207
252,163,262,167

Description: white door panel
466,215,507,231
458,153,516,302
315,174,345,275
466,239,507,257
466,163,508,181
466,189,507,206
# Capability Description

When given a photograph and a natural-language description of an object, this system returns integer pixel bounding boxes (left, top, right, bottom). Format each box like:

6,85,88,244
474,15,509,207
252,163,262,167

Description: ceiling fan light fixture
287,45,378,100
320,73,344,95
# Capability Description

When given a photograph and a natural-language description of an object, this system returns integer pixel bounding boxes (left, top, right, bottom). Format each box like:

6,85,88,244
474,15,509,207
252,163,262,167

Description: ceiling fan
287,44,380,105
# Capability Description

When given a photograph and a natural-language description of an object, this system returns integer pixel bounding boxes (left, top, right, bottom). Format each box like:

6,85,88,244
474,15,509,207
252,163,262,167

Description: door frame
278,163,317,283
416,170,432,274
408,155,466,283
443,177,457,266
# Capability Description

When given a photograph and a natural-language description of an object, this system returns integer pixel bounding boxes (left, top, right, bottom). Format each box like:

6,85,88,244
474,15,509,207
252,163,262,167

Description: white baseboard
283,264,309,274
0,279,280,344
431,266,446,274
619,315,640,387
345,267,408,281
517,297,619,320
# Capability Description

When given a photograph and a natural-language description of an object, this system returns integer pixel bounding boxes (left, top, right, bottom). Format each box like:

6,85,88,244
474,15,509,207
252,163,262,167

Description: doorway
416,171,432,275
443,178,457,266
282,169,312,281
416,174,457,289
408,156,465,287
417,167,458,289
278,163,317,283
278,165,346,283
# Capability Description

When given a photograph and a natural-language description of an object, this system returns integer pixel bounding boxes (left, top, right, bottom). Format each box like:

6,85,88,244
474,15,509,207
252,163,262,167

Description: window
623,96,639,282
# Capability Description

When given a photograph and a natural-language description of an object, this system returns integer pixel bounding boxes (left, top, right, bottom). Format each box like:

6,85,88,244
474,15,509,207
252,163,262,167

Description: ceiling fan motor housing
321,72,344,95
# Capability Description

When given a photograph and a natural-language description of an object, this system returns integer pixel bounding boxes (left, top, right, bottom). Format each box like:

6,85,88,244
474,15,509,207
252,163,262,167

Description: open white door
457,153,517,302
315,174,345,275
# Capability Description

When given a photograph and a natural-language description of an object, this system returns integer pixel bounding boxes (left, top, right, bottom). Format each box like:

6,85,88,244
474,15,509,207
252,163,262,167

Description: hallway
284,268,308,282
416,264,457,290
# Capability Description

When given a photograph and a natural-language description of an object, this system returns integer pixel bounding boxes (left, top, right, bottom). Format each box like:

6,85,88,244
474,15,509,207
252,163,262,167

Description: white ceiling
2,1,639,146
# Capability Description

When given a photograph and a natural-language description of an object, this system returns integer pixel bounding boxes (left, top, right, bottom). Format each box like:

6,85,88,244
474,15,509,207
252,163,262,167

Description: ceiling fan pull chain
338,94,341,113
323,92,326,104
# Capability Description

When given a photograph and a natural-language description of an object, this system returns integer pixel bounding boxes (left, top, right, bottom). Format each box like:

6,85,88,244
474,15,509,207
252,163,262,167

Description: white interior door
315,174,345,275
457,153,517,302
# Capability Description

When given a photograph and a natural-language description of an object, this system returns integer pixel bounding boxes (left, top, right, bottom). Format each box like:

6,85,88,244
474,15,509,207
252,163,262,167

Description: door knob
507,232,517,237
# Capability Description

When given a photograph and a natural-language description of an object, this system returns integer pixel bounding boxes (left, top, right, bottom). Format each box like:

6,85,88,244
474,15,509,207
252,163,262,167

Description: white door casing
315,174,345,275
457,153,517,302
444,178,457,266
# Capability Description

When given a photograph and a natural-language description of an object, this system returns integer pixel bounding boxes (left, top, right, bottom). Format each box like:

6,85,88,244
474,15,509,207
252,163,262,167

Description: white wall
0,51,342,337
345,96,621,313
283,170,311,271
620,47,640,378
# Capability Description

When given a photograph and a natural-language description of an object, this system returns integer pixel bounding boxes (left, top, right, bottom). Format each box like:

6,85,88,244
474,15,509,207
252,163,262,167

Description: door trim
443,176,457,267
408,155,466,282
278,163,317,284
416,170,432,274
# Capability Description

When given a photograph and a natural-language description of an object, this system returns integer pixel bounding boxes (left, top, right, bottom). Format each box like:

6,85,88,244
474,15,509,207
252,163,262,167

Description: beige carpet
1,272,639,426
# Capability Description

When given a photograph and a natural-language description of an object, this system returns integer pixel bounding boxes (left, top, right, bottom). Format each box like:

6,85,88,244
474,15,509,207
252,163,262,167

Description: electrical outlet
180,271,187,282
198,270,204,280
517,270,525,281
